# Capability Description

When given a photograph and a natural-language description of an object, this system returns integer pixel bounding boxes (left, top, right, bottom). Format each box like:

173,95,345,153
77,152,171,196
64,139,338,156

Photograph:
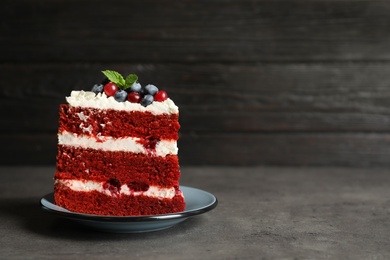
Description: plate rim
40,185,218,222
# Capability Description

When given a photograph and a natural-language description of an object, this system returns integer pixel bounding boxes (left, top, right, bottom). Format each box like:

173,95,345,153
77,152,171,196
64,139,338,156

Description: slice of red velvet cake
54,70,185,216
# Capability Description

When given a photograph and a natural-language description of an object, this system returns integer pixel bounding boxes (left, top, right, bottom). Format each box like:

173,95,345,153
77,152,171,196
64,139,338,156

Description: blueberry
140,94,154,107
91,84,103,94
144,84,159,95
114,89,128,102
139,87,146,96
129,82,142,93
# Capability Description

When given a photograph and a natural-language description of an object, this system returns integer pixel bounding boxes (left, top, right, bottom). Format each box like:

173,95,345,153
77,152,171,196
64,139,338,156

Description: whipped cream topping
58,131,178,156
66,91,178,115
56,179,177,199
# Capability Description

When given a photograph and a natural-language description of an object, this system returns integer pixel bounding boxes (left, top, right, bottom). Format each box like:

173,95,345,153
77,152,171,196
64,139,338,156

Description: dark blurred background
1,0,390,166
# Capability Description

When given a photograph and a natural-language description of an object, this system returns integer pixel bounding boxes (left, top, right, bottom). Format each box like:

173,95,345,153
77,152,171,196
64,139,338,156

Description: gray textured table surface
0,166,389,259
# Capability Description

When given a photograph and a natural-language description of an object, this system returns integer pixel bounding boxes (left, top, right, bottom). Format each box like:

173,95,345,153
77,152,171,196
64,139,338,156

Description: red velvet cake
54,70,185,216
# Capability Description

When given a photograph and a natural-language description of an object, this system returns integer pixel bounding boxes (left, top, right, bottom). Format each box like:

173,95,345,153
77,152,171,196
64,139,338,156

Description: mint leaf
124,74,138,89
102,70,125,87
101,70,139,90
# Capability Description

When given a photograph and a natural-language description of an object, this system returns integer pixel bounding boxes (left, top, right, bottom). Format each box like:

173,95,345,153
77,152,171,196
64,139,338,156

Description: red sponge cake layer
56,145,180,187
59,104,180,140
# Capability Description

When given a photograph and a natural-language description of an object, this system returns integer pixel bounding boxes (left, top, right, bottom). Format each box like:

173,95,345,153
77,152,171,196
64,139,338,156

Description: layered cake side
54,71,185,216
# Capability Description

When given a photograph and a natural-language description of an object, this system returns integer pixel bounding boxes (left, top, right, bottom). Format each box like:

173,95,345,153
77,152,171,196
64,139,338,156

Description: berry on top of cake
54,70,185,216
90,70,169,106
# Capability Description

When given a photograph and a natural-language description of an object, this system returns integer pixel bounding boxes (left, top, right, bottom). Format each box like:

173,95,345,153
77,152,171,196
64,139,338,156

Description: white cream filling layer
66,91,178,115
58,131,178,156
56,179,176,199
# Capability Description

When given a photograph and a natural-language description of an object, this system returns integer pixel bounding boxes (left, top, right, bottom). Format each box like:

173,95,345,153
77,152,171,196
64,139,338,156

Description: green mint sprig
102,70,138,90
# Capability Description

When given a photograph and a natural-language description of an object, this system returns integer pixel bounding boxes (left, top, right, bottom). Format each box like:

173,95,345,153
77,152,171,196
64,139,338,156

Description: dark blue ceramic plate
40,186,217,233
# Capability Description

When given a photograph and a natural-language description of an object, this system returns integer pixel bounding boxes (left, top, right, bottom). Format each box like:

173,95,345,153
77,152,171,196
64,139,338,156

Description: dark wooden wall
2,0,390,166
